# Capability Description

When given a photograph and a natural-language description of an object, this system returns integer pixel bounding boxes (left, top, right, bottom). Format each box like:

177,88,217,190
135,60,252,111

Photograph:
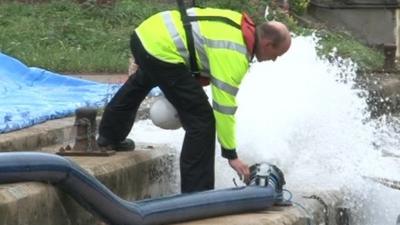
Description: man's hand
228,158,250,184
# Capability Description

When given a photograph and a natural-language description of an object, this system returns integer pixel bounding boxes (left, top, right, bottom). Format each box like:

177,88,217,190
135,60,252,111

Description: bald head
254,21,291,62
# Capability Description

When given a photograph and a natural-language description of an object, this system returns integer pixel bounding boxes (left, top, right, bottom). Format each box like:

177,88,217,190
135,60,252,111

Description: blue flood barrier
0,52,120,133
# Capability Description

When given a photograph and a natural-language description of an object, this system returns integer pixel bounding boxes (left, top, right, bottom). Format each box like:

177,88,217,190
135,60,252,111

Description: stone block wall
397,9,400,58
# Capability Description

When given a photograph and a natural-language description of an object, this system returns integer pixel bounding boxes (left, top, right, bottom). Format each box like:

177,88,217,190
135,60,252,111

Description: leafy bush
197,0,271,24
289,0,310,15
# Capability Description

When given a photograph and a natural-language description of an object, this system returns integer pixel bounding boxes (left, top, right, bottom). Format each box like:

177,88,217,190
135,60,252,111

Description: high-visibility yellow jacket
135,7,251,158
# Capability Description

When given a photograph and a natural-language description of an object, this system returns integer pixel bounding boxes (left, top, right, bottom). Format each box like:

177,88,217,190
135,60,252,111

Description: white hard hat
149,96,182,130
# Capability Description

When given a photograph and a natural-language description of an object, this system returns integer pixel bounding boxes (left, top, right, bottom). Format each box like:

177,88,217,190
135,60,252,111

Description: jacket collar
241,12,256,61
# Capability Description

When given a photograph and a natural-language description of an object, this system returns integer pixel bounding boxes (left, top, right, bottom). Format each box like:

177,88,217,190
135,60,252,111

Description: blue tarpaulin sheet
0,52,120,133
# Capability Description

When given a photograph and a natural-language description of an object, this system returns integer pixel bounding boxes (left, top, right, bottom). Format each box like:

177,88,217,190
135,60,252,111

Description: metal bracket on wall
57,107,115,156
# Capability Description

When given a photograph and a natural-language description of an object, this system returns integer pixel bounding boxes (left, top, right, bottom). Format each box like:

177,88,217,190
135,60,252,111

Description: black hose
0,152,285,225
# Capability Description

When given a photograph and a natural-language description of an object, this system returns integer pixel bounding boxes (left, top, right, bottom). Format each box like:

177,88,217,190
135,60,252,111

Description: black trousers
98,32,216,193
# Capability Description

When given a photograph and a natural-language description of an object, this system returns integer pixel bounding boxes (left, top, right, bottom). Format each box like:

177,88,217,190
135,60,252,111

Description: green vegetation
316,31,384,71
0,0,384,73
266,5,384,72
288,0,310,15
0,0,173,73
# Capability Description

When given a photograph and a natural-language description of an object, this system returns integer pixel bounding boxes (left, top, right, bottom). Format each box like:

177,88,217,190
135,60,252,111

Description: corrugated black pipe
0,152,285,225
310,0,400,9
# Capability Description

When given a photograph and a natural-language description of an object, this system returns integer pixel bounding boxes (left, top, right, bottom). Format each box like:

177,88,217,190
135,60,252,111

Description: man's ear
262,38,273,48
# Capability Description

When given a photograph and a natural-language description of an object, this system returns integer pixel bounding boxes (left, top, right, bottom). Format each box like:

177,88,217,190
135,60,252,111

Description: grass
0,0,385,73
316,31,384,72
0,0,173,73
269,9,385,72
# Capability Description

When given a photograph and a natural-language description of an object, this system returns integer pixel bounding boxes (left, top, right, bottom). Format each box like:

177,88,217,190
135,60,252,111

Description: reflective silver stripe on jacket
186,8,248,68
163,10,245,97
203,38,247,55
161,12,189,65
210,77,238,96
187,9,210,74
213,100,237,115
187,9,243,97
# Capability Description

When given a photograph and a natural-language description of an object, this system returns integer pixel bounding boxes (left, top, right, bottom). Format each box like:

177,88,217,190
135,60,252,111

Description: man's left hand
228,158,250,184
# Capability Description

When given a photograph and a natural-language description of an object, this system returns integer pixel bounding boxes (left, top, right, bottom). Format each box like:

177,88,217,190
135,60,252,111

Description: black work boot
97,136,135,151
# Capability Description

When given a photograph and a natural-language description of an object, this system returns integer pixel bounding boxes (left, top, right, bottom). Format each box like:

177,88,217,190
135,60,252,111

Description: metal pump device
250,162,285,188
249,162,288,205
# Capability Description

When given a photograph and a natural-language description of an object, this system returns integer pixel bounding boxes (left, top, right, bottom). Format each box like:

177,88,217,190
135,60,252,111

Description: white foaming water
130,35,400,225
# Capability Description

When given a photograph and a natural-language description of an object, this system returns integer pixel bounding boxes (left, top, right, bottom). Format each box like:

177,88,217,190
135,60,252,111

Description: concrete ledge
174,190,344,225
0,104,152,152
358,73,400,117
0,116,345,225
0,117,75,152
0,147,177,225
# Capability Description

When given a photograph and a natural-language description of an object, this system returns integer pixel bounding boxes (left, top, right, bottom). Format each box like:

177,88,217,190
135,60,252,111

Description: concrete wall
0,148,178,225
0,114,347,225
308,5,397,46
0,115,179,225
397,9,400,57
